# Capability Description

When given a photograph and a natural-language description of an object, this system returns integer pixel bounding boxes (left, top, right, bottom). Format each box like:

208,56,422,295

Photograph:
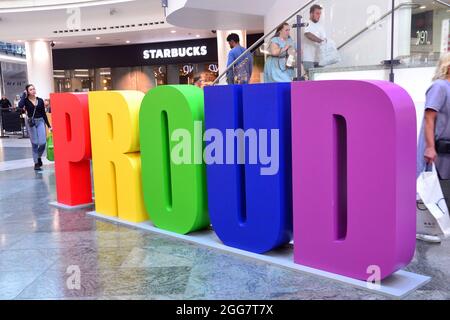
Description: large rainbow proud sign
50,80,417,282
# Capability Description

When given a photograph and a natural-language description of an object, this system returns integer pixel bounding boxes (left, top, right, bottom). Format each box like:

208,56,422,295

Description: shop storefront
52,38,221,93
0,61,28,103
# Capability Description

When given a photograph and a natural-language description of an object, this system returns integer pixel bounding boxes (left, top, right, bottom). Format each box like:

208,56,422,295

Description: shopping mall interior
0,0,450,302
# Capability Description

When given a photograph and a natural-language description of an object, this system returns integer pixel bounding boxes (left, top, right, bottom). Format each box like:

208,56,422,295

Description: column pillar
392,0,412,59
216,30,247,84
25,41,54,99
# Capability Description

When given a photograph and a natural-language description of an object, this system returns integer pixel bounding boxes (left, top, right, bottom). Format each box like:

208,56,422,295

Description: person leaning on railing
418,53,450,209
264,22,297,83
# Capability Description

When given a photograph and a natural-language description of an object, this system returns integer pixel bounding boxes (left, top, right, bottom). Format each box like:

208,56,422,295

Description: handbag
416,164,450,238
318,39,341,66
27,100,37,128
46,134,54,161
436,139,450,154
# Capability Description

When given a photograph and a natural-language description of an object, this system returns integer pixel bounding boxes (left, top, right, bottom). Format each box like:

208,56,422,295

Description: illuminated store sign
208,64,219,73
53,38,218,69
143,46,208,60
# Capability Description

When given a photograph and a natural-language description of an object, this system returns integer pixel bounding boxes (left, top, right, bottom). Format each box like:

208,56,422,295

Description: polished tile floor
0,139,449,300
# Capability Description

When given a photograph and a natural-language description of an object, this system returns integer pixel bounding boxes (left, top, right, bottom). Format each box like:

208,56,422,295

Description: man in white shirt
303,4,327,73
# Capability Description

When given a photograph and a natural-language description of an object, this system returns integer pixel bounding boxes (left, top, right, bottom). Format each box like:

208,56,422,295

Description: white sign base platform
49,201,94,210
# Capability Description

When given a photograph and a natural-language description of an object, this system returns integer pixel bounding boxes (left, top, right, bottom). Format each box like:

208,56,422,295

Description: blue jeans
27,117,47,164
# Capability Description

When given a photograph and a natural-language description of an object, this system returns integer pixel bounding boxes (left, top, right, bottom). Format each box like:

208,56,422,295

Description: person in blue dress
264,22,296,83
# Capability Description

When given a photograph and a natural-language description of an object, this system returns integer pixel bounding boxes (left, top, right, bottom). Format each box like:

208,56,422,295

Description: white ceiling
50,29,218,49
0,0,263,49
0,0,134,13
412,0,450,13
177,0,277,16
166,0,277,30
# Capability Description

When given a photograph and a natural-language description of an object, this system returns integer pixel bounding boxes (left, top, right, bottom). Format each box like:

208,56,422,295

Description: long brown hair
274,22,290,38
25,84,35,97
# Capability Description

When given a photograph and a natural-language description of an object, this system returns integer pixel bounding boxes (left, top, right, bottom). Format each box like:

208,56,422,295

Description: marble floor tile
47,246,135,273
0,145,449,300
15,269,104,299
0,248,58,272
0,147,33,162
0,233,27,251
102,267,192,297
119,247,195,268
0,270,43,299
0,138,33,149
15,267,192,299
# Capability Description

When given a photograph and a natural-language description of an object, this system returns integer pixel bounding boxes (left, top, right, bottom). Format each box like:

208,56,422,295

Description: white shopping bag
318,39,341,66
416,164,450,238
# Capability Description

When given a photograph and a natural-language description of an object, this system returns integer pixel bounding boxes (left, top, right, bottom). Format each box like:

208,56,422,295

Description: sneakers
34,163,42,171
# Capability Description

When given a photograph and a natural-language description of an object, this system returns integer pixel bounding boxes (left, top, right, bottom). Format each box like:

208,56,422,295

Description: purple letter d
291,80,416,281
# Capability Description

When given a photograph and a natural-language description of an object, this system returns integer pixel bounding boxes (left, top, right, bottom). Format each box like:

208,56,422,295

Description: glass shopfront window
96,68,112,91
406,0,449,65
54,62,218,93
168,63,219,87
54,69,95,92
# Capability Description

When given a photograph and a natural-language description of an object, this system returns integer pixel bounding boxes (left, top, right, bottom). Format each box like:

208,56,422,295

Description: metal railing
212,0,317,85
435,0,450,8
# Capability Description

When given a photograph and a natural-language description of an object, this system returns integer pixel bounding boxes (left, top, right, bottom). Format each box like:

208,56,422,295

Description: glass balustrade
215,0,449,85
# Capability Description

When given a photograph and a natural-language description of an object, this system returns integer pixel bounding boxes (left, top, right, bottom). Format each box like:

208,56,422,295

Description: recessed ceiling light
96,37,101,40
171,30,177,34
126,40,130,43
419,5,426,9
196,34,200,38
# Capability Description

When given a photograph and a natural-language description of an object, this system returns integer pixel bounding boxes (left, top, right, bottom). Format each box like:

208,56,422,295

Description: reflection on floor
0,140,449,300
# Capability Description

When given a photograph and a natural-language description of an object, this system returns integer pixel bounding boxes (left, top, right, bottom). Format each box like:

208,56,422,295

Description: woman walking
19,84,52,171
417,53,450,242
264,22,297,83
420,53,450,185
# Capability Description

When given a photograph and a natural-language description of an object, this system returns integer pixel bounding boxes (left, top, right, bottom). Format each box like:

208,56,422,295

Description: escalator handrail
212,0,317,85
